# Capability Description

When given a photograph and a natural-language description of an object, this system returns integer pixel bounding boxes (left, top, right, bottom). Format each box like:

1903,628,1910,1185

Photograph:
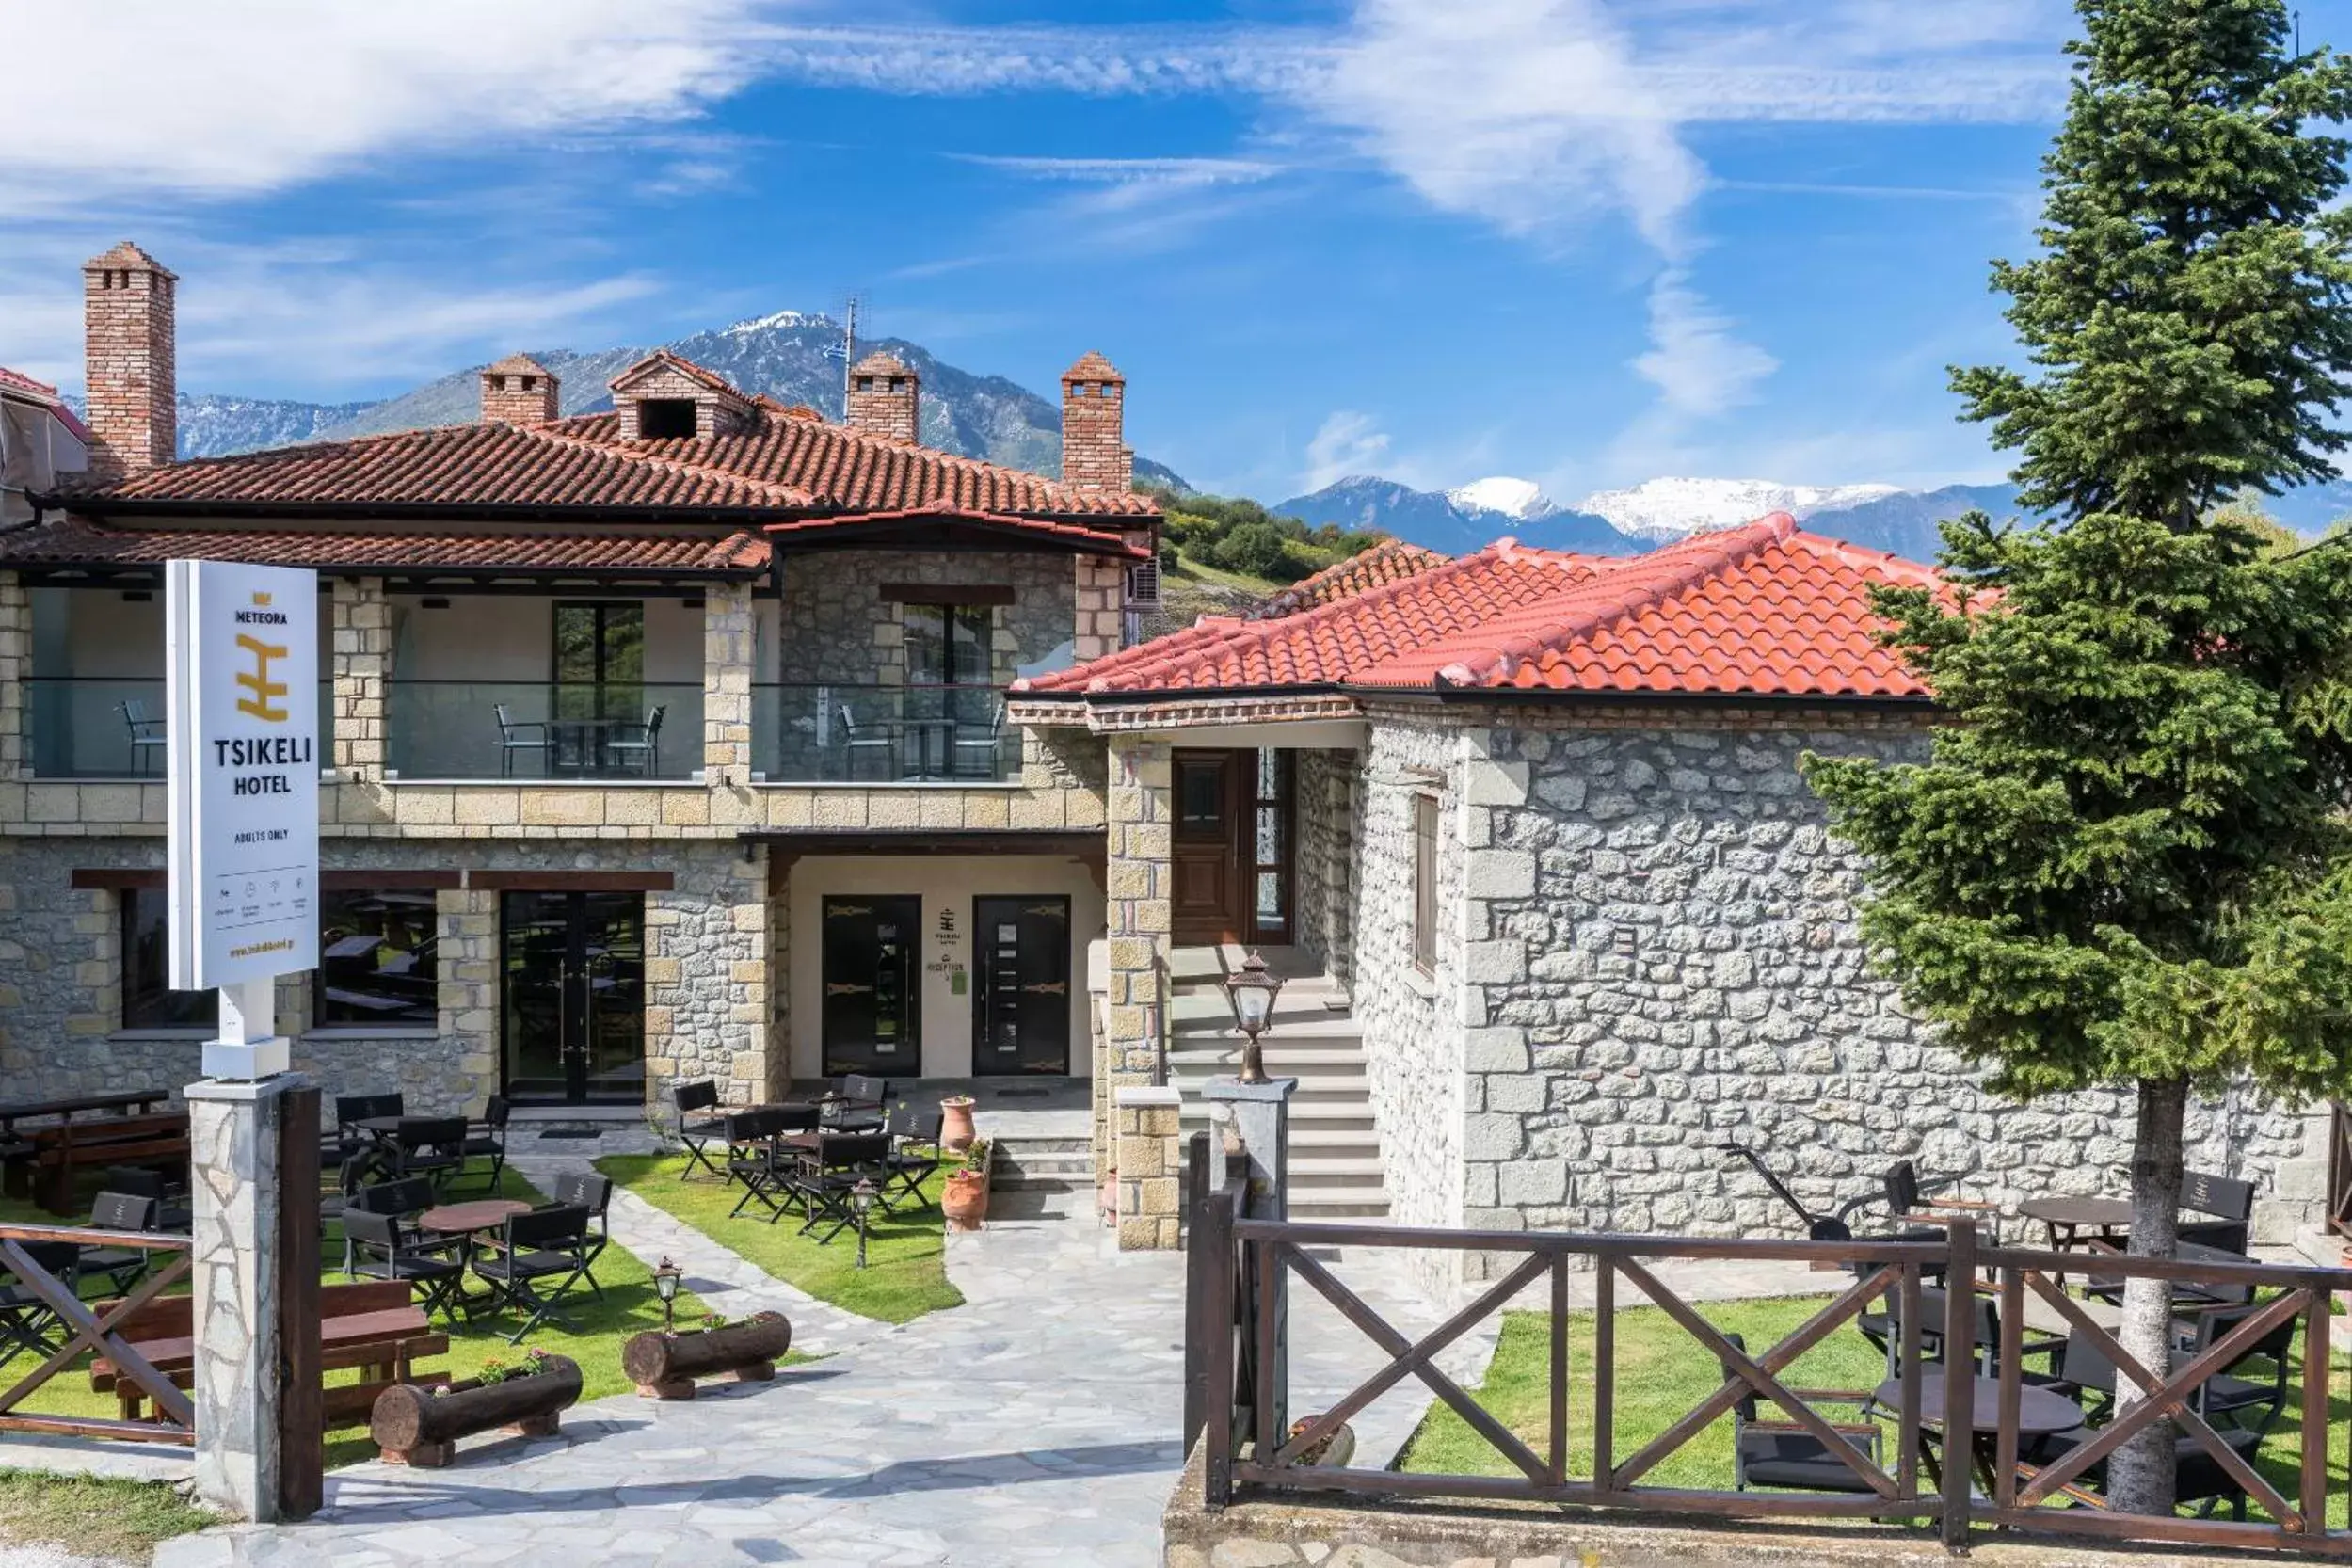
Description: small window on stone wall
315,889,440,1028
1412,792,1438,975
636,398,697,439
121,888,216,1031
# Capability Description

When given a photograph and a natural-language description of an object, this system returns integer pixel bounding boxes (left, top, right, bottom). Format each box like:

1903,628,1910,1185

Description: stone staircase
987,1129,1096,1221
1164,946,1390,1222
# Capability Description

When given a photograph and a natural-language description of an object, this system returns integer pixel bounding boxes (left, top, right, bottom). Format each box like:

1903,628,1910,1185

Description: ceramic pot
940,1096,978,1154
942,1168,988,1231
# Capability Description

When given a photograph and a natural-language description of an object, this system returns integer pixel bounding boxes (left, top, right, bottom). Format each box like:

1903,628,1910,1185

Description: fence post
1940,1218,1977,1551
275,1085,322,1520
1181,1129,1212,1460
1205,1076,1296,1454
1197,1152,1238,1509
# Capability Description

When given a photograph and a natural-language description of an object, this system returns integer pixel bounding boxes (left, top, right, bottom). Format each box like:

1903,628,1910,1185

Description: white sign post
167,558,320,1080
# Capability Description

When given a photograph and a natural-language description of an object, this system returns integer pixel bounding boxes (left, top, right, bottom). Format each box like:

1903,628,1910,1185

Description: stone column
1115,1083,1184,1249
0,572,26,779
437,888,500,1101
1073,555,1126,662
1102,735,1172,1156
186,1073,305,1520
702,581,755,782
329,577,390,778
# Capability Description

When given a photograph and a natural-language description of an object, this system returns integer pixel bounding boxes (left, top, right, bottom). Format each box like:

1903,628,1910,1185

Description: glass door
822,896,922,1076
552,601,645,775
972,896,1072,1075
501,890,646,1103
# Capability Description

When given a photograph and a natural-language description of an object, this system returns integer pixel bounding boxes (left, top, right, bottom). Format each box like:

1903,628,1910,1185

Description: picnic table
92,1279,446,1427
1,1096,188,1215
0,1091,171,1135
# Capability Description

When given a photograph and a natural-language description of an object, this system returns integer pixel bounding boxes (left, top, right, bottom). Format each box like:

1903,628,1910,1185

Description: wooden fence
1186,1146,2352,1557
0,1222,195,1445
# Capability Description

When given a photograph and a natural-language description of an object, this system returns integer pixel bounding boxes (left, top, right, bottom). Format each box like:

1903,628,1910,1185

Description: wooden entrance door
1173,749,1246,944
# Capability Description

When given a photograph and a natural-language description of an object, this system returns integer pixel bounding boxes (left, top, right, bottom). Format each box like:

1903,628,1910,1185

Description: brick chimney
82,241,178,480
1060,351,1130,492
846,351,919,442
480,354,560,424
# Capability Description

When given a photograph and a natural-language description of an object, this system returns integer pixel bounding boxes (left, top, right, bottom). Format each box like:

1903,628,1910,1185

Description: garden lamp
653,1256,681,1332
1223,949,1285,1085
852,1177,878,1270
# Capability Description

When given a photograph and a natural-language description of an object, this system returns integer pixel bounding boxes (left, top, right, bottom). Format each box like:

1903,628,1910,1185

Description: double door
1172,748,1292,946
819,893,1076,1077
501,891,645,1103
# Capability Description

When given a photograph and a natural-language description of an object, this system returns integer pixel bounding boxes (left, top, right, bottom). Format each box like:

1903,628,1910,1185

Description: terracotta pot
1099,1167,1119,1227
940,1096,977,1154
942,1168,988,1231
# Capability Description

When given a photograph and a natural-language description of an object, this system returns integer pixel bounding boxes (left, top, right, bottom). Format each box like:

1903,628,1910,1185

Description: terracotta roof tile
0,517,769,576
1018,515,1936,701
1248,539,1451,619
763,503,1148,558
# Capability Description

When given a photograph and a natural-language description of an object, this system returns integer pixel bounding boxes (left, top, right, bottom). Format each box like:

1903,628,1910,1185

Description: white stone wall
1345,703,2326,1275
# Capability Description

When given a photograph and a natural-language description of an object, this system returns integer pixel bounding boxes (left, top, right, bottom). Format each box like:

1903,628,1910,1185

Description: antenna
841,295,859,402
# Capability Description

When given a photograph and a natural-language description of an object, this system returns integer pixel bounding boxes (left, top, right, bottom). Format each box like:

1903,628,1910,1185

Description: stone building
0,242,1153,1121
1014,520,2332,1265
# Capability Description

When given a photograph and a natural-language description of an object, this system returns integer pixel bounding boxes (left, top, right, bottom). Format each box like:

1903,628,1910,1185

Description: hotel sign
166,559,320,990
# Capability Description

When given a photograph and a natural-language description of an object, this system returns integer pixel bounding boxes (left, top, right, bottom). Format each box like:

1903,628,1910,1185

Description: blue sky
5,1,2348,504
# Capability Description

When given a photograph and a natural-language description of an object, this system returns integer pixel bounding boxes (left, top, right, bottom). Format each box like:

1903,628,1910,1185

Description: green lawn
2,1164,711,1468
1400,1294,2348,1516
596,1152,964,1323
0,1467,211,1561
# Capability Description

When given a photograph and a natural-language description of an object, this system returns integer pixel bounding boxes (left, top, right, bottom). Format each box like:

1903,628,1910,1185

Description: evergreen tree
1805,0,2352,1515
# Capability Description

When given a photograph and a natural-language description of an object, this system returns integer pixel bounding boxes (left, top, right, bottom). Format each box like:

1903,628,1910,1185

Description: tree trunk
2105,1076,2185,1516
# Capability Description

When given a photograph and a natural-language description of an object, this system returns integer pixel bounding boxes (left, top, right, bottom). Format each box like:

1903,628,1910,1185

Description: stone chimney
1061,351,1130,492
480,354,561,424
846,351,919,442
82,241,178,480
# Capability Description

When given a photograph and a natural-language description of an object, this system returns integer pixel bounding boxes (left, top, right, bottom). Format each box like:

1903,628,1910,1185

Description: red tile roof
1248,538,1450,619
1017,515,1936,701
55,352,1156,520
763,503,1149,558
0,367,92,442
0,517,770,577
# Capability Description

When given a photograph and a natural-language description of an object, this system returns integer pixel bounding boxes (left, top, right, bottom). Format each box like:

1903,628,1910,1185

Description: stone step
1171,1073,1373,1100
1286,1189,1391,1218
1288,1155,1386,1182
986,1134,1091,1157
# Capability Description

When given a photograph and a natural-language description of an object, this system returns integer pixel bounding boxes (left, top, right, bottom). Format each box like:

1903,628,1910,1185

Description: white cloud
949,155,1280,185
1302,410,1394,492
0,0,769,213
1631,272,1779,419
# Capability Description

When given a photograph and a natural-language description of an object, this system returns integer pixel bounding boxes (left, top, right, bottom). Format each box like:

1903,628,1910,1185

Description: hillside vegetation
1147,487,1384,587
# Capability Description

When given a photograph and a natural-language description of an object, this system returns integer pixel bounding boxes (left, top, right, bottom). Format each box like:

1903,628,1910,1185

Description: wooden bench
17,1112,191,1215
90,1281,449,1427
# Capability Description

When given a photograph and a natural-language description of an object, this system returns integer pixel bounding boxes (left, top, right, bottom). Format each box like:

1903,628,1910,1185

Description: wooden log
370,1354,582,1466
622,1313,792,1400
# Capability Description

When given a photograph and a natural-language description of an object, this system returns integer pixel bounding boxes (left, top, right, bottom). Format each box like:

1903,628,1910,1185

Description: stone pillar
1073,555,1126,663
702,581,755,782
1102,735,1172,1156
437,888,500,1100
0,572,26,779
1115,1083,1184,1250
330,577,390,778
1205,1076,1296,1444
186,1073,305,1520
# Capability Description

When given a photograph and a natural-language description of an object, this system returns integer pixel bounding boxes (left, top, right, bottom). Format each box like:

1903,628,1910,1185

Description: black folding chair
75,1192,159,1297
472,1203,595,1343
2180,1170,2257,1255
2187,1299,2296,1437
882,1104,943,1206
824,1076,889,1132
726,1109,797,1222
99,1165,189,1232
340,1176,435,1278
0,1241,79,1371
344,1208,467,1324
552,1171,614,1297
458,1096,511,1192
672,1079,731,1181
392,1116,469,1188
1720,1333,1887,1496
786,1132,893,1244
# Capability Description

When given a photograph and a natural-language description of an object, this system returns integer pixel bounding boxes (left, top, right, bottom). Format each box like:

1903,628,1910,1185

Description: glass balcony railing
753,683,1016,783
26,677,333,779
385,681,703,781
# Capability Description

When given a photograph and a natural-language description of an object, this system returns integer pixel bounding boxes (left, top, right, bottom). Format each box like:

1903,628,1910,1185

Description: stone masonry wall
1292,747,1356,991
1353,704,2325,1272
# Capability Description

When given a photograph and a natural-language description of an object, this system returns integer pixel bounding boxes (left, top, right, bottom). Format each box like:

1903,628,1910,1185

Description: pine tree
1805,0,2352,1516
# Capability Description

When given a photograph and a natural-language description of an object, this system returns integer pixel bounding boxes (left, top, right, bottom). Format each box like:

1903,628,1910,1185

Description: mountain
1278,475,1639,555
1576,478,1905,542
151,312,1186,487
1800,483,2023,560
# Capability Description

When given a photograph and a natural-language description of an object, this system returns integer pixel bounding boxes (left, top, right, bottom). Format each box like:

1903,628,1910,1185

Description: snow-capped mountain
1445,476,1553,520
1279,476,1638,555
1576,477,1905,541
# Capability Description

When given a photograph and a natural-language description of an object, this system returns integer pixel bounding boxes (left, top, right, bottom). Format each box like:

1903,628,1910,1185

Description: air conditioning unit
1125,558,1161,609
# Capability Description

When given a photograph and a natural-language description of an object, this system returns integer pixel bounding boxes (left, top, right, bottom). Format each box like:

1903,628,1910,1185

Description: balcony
26,676,332,780
384,681,704,781
753,683,1016,784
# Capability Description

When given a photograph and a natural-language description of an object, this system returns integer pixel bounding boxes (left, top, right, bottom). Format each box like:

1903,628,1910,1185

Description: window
552,601,645,725
315,889,439,1028
902,603,990,686
1412,793,1439,975
1252,748,1291,939
635,398,697,439
121,888,215,1031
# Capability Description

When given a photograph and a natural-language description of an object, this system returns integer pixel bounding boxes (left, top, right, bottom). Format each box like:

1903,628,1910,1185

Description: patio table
1874,1372,2082,1496
2016,1195,2135,1251
419,1198,534,1317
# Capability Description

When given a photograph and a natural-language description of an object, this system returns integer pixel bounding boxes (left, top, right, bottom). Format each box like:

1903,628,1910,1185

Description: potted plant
943,1136,991,1231
1287,1415,1357,1469
371,1348,582,1467
623,1309,793,1400
939,1095,978,1153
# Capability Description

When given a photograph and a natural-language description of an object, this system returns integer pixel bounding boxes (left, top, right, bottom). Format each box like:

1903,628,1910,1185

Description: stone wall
1346,703,2326,1273
1292,747,1356,990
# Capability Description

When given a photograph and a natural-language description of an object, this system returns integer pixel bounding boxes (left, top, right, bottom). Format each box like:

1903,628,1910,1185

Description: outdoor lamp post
1223,949,1285,1085
653,1256,682,1333
851,1177,878,1270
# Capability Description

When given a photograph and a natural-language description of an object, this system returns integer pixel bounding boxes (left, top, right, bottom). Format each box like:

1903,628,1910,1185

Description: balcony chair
953,701,1006,778
1882,1160,2003,1234
603,704,665,777
119,699,166,776
837,702,897,781
1858,1283,2065,1383
1719,1334,1887,1496
343,1208,468,1324
2184,1299,2296,1438
472,1203,596,1342
494,703,551,777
